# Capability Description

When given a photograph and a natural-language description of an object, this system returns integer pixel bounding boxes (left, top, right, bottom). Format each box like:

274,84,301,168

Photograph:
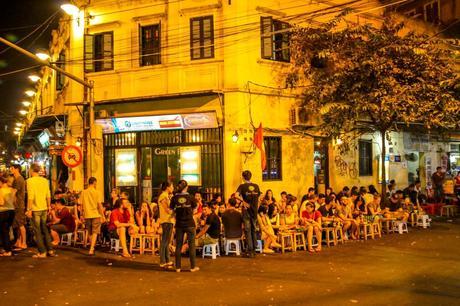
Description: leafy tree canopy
288,14,460,149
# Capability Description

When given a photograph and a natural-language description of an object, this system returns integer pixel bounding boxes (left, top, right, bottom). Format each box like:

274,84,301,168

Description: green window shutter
102,32,113,70
261,16,273,59
84,34,94,73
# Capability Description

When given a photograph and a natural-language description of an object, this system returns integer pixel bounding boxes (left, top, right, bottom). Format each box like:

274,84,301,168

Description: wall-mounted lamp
232,130,239,143
75,137,82,147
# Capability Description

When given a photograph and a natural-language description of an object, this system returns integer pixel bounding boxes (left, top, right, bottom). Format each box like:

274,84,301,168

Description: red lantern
24,152,32,159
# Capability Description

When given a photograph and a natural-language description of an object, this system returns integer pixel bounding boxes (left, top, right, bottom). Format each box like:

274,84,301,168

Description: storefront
99,112,223,206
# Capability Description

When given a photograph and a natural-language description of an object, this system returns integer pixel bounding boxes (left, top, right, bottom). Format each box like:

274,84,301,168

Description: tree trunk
380,130,387,203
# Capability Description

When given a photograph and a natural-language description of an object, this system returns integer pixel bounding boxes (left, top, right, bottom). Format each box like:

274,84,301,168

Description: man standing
432,167,445,203
10,164,27,250
80,177,105,256
26,164,53,258
236,170,261,258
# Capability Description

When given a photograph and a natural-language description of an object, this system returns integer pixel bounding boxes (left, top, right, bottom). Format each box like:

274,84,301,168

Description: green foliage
288,15,460,144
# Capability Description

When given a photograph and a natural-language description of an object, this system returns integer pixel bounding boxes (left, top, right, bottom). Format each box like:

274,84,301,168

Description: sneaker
166,261,174,266
190,267,200,272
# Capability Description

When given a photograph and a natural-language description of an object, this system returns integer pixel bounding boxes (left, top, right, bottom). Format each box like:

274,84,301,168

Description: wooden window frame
260,17,290,62
84,31,114,73
190,15,215,60
139,23,161,66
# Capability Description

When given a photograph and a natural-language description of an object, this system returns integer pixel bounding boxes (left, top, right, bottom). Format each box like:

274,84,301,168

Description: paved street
1,221,460,306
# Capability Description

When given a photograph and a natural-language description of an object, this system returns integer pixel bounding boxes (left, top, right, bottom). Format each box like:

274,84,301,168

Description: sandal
121,253,132,258
314,247,322,252
47,251,57,257
0,252,12,257
33,253,47,259
307,248,316,253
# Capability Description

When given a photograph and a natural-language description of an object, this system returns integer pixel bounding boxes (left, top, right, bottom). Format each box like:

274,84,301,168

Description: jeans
0,210,15,252
175,226,196,269
160,223,173,264
243,213,258,253
434,185,443,202
32,210,53,254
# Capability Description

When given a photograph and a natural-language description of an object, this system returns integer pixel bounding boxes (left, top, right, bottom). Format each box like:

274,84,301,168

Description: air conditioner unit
289,107,321,127
449,143,460,152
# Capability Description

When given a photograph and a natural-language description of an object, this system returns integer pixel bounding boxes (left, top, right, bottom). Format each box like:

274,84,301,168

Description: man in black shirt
236,170,260,258
222,198,243,239
196,205,221,246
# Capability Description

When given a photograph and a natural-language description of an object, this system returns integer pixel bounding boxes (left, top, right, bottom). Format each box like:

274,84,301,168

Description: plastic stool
416,215,431,228
110,238,121,252
224,239,241,256
393,221,408,234
255,240,263,253
202,243,220,259
60,233,73,246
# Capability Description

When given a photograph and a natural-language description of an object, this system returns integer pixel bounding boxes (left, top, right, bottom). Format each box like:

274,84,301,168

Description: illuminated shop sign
180,146,201,185
96,112,218,134
38,129,51,148
115,148,138,187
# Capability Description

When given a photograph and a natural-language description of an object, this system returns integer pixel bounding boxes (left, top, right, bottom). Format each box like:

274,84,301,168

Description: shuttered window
56,51,65,91
84,32,114,72
190,16,214,60
140,24,161,66
261,17,290,62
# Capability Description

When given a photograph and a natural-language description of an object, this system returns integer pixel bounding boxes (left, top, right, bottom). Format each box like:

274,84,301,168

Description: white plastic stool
393,221,408,234
255,240,263,253
202,243,220,259
416,215,431,228
60,233,73,246
224,239,241,256
110,238,121,252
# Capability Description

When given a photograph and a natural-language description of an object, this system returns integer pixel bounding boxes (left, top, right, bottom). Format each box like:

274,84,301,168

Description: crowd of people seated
1,165,452,272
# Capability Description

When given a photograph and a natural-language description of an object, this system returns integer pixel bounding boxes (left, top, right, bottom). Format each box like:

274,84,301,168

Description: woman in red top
301,202,322,252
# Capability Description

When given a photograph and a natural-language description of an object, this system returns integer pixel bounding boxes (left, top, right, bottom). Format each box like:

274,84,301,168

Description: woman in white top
158,181,174,267
0,176,16,256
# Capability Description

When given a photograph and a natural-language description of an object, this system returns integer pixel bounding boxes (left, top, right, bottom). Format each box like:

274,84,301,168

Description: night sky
0,0,59,139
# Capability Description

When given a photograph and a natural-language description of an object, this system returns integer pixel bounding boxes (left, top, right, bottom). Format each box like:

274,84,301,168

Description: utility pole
0,36,95,184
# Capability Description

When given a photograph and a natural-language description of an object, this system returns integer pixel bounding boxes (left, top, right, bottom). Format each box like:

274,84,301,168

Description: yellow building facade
22,0,457,203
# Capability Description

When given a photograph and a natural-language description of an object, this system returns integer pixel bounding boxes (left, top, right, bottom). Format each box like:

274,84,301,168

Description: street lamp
15,123,23,127
18,110,28,115
61,3,79,16
28,74,40,82
21,101,31,107
14,127,21,131
35,50,50,61
13,131,20,135
25,90,36,97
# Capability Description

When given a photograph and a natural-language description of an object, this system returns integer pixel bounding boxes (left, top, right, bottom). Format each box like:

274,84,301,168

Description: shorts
197,234,218,247
50,224,71,234
85,218,102,235
13,207,26,228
